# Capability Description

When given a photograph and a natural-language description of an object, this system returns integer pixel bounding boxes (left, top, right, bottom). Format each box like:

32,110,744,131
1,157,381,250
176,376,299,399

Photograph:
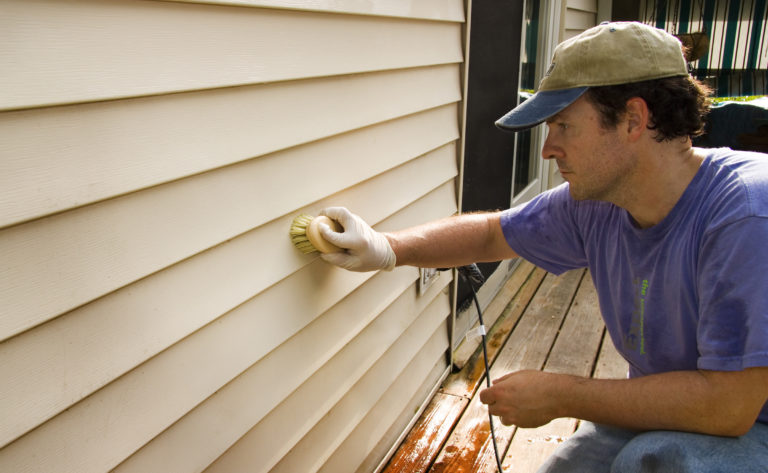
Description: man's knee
536,422,635,473
611,432,690,473
610,427,766,473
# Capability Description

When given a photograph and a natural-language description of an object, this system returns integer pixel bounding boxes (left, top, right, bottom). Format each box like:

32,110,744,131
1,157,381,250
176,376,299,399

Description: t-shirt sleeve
499,185,589,275
696,216,768,371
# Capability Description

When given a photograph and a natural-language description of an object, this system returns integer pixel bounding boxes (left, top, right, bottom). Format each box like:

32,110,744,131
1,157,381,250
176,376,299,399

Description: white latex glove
317,207,396,272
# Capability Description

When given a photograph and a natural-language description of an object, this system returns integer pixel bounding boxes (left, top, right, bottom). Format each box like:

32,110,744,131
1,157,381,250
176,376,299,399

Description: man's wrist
548,373,582,420
382,233,399,267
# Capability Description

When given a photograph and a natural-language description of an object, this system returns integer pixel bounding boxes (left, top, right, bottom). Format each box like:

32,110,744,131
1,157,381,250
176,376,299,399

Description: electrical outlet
418,267,439,295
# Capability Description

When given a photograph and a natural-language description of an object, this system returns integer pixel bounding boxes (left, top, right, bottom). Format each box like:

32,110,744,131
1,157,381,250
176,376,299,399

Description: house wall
0,1,464,472
562,0,599,40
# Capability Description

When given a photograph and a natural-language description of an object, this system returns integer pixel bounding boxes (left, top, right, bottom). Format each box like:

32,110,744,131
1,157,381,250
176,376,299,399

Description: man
317,22,768,472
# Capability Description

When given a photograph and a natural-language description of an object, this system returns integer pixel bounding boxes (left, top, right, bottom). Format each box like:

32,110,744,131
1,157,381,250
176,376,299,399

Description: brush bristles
290,214,319,254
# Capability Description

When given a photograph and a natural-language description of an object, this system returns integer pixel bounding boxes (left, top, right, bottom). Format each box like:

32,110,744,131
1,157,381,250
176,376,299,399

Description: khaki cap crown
539,22,689,91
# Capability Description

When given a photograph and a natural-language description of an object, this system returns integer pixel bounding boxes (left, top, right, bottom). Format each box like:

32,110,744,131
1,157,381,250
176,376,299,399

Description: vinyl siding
0,1,464,472
564,0,598,39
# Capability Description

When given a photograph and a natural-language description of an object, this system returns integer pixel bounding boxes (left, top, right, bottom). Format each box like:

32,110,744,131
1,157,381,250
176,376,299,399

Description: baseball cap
496,21,689,131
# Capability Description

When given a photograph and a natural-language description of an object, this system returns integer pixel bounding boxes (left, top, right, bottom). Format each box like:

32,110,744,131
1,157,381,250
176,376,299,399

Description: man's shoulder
705,147,768,182
700,148,768,218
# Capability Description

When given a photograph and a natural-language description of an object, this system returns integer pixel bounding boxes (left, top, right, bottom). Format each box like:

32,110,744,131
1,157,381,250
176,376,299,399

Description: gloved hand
316,207,396,272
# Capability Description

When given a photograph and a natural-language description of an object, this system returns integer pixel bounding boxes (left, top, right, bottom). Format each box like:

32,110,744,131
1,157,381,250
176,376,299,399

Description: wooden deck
382,262,629,473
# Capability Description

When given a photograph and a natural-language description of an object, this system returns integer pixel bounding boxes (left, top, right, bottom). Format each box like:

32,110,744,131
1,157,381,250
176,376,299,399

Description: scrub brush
290,214,343,254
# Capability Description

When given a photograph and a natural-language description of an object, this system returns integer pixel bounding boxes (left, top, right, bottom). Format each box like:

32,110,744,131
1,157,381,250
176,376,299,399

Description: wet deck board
382,266,629,473
441,262,546,397
450,261,543,371
384,262,544,473
501,270,605,472
382,392,469,473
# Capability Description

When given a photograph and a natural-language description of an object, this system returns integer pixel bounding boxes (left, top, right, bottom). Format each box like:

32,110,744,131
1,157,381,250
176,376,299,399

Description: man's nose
541,134,561,160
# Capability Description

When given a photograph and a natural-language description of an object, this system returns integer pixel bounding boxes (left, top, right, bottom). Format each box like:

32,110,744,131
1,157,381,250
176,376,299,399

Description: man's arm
480,366,768,437
385,211,518,268
318,207,518,271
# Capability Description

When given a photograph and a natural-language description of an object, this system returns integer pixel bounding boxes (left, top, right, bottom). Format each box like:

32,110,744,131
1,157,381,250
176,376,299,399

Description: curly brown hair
584,75,712,142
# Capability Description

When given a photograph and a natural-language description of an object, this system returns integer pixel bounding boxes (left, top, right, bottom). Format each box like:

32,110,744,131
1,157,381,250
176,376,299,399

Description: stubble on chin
566,183,587,201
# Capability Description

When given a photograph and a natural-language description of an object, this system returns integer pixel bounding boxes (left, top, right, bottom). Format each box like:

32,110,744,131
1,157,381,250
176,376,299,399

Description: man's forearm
384,212,518,268
482,367,768,437
554,368,768,437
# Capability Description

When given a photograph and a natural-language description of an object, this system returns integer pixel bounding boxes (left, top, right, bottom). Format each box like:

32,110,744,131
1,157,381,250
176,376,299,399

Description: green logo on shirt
626,278,649,355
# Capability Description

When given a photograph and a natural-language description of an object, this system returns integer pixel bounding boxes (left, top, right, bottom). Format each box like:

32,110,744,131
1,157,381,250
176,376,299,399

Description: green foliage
710,95,765,104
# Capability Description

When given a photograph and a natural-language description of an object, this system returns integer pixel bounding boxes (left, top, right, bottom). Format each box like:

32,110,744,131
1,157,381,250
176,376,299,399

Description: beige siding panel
0,180,456,471
567,0,597,13
111,270,450,473
310,322,450,473
0,261,370,473
0,104,459,343
0,247,450,472
565,9,597,35
206,291,452,473
1,0,463,111
0,149,458,449
319,343,449,473
108,182,457,473
352,356,449,473
2,3,465,473
170,0,465,21
0,64,461,229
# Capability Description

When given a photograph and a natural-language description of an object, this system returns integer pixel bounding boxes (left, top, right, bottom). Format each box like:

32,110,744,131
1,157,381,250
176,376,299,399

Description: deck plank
382,393,468,473
442,264,546,397
428,270,585,472
594,331,629,380
541,271,604,376
451,261,538,370
502,418,576,473
382,263,544,473
382,268,624,473
502,271,605,472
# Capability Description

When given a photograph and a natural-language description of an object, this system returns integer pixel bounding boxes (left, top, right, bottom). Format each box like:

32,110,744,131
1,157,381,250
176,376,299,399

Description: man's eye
559,123,569,130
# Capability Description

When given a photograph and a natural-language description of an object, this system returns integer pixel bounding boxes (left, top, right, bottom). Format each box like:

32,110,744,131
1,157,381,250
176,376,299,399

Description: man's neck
619,141,705,229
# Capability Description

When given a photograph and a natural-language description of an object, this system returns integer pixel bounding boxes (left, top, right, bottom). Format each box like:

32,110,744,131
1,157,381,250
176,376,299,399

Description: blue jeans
536,421,768,473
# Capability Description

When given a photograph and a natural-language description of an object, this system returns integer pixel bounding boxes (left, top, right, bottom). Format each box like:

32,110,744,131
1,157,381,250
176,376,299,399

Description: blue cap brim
495,87,588,131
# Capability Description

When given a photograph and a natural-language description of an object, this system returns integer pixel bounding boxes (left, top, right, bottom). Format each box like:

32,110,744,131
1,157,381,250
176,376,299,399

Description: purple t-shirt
500,148,768,424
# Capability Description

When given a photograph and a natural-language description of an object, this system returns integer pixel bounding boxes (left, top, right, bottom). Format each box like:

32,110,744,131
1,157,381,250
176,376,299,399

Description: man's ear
624,97,650,142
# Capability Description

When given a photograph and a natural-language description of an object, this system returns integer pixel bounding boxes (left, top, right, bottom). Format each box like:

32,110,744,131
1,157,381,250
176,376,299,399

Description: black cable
457,264,504,473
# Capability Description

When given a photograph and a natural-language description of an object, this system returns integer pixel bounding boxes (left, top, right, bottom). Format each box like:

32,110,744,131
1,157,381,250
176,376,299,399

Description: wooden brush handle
307,215,343,254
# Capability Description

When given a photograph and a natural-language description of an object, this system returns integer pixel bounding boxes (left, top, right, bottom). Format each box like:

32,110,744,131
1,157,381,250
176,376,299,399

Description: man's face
542,96,635,202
